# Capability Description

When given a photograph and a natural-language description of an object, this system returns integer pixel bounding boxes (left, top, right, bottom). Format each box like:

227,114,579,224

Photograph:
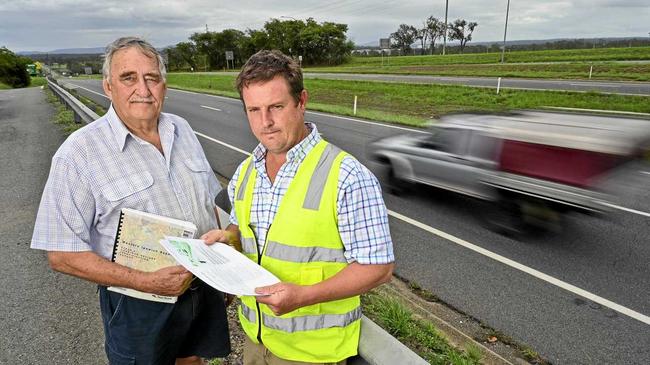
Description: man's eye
146,76,160,83
272,105,283,110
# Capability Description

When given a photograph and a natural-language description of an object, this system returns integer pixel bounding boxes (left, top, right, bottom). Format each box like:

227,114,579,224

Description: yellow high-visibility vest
234,140,361,362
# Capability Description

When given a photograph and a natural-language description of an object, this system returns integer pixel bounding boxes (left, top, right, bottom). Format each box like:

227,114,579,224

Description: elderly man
31,37,230,365
202,50,395,365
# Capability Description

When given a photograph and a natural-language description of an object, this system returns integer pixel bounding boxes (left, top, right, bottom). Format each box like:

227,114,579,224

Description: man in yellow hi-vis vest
202,50,395,365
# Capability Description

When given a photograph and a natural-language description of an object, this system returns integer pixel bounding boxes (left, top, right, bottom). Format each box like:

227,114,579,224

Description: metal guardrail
44,77,429,365
47,76,100,124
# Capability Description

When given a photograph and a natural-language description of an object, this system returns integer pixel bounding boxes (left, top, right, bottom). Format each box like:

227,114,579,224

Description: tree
0,47,30,87
174,42,198,70
447,19,478,53
424,16,445,54
390,24,418,55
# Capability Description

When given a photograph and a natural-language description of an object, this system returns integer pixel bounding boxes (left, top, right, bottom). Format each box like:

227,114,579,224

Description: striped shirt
31,106,221,260
228,123,394,264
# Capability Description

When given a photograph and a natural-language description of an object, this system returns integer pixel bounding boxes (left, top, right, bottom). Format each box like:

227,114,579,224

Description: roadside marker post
496,77,502,94
353,95,358,115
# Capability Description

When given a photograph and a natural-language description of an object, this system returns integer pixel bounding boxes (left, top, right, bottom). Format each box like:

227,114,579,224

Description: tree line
166,18,354,71
0,47,32,87
390,16,478,55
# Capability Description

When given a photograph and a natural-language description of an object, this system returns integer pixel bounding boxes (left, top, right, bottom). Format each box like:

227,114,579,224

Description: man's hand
255,282,308,316
142,265,193,296
200,225,241,251
200,229,230,245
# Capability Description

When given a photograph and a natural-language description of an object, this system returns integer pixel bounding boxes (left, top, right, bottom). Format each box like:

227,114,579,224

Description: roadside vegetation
166,73,650,126
362,291,482,364
44,86,84,134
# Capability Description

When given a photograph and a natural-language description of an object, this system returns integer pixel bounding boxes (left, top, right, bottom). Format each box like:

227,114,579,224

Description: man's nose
260,109,274,127
134,76,151,96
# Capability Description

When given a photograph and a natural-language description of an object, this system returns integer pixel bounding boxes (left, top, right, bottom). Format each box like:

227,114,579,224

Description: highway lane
201,71,650,96
66,79,650,364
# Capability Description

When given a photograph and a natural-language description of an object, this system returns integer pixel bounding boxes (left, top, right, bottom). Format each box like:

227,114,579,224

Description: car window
424,127,468,154
467,132,499,160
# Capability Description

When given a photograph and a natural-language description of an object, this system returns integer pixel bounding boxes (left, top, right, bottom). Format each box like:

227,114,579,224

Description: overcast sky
2,0,649,52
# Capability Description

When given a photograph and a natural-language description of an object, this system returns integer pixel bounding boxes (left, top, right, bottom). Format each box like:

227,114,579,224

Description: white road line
201,105,222,112
386,209,650,326
306,111,428,133
68,84,108,99
194,131,250,156
642,171,650,176
569,83,622,88
195,130,650,326
543,106,650,116
599,202,650,218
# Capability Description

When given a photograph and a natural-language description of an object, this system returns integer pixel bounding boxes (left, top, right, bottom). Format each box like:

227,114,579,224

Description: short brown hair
236,50,303,106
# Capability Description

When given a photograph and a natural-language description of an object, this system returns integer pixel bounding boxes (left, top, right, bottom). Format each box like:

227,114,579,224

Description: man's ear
102,78,112,100
298,89,308,111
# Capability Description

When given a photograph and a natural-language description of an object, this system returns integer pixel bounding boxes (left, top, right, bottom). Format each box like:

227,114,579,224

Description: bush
0,47,31,88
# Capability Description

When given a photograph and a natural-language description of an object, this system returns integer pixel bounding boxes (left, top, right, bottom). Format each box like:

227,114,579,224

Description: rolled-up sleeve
31,157,95,252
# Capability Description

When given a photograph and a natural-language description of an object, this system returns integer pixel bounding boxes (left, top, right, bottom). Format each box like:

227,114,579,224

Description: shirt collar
106,105,177,152
252,122,321,164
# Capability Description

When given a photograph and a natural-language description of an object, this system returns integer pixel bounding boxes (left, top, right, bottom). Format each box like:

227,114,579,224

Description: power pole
443,0,449,55
501,0,511,63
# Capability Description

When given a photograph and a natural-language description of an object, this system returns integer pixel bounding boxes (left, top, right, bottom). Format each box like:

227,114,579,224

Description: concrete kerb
358,315,429,365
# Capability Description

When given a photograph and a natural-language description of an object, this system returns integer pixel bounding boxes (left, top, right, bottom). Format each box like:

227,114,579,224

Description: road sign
225,51,234,60
380,38,390,49
84,67,92,75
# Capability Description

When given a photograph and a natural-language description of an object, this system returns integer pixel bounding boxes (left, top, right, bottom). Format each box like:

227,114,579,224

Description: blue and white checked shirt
228,123,394,264
31,106,221,260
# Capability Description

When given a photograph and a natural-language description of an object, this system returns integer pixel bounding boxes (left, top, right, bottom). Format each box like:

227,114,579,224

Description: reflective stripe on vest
241,236,256,255
303,143,340,210
236,160,255,201
241,300,257,323
241,301,362,333
265,240,346,263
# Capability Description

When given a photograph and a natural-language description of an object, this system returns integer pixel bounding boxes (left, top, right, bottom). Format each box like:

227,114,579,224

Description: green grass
0,82,11,90
306,62,650,81
167,73,650,127
45,86,85,134
363,292,482,365
30,76,47,87
303,47,650,81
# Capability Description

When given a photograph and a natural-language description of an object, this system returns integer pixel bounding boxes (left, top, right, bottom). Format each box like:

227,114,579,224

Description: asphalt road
205,71,650,96
53,79,650,364
0,87,105,364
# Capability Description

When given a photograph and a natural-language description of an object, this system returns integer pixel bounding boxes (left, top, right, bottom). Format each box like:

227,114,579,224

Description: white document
160,236,280,296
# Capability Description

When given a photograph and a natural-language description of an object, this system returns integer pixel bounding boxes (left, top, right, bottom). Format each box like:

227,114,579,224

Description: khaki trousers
242,336,348,365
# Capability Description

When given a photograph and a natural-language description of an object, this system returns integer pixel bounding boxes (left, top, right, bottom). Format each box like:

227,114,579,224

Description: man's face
102,47,166,126
242,75,308,156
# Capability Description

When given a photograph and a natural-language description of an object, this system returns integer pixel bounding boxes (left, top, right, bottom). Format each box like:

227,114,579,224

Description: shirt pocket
100,172,154,202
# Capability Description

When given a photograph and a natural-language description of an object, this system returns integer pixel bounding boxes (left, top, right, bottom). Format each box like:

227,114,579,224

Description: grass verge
30,76,47,87
167,73,650,127
362,291,482,364
44,85,85,134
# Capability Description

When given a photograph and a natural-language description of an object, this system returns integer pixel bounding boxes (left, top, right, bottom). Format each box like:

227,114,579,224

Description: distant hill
19,45,174,56
19,47,105,55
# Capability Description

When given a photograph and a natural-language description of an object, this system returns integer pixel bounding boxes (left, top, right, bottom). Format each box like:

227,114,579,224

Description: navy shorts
98,280,231,365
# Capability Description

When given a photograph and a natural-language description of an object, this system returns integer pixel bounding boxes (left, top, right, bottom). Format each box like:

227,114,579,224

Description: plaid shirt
31,106,221,259
228,123,394,264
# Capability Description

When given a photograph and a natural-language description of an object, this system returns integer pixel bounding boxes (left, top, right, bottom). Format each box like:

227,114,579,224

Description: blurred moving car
367,111,650,234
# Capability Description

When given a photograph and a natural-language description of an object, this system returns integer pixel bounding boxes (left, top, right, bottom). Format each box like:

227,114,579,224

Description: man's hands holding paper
255,283,309,316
